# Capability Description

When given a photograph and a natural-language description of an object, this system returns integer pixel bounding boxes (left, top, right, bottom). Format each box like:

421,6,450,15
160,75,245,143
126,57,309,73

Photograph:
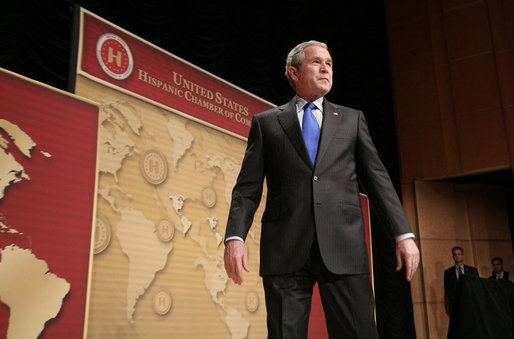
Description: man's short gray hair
284,40,329,88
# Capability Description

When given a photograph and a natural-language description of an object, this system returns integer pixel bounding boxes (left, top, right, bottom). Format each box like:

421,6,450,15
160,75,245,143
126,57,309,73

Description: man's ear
288,66,299,81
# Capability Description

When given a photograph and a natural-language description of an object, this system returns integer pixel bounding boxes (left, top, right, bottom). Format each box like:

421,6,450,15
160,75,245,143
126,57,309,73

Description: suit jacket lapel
277,98,313,168
315,100,341,165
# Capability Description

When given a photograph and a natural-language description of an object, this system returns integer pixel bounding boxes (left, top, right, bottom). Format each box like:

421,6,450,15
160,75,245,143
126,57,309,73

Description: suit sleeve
444,269,452,297
469,266,480,277
224,115,266,242
354,110,413,238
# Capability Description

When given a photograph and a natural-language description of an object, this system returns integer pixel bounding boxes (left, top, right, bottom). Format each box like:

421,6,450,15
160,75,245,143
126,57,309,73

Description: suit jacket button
313,176,318,181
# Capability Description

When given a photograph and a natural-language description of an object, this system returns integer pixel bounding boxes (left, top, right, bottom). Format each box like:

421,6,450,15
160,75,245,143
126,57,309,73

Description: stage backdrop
74,8,373,339
0,68,98,339
75,8,272,339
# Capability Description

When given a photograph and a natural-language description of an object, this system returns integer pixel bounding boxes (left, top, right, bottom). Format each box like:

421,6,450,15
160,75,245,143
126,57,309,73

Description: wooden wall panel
473,240,514,277
410,180,512,338
415,181,460,240
505,107,514,157
443,1,492,61
463,184,511,239
487,0,514,53
449,54,501,114
456,108,510,171
388,0,513,181
429,1,464,178
386,0,427,25
388,1,514,337
393,66,440,126
495,50,514,107
398,121,447,180
442,0,479,11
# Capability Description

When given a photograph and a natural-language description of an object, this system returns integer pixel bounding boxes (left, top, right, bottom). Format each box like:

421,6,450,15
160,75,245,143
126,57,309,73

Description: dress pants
262,236,378,339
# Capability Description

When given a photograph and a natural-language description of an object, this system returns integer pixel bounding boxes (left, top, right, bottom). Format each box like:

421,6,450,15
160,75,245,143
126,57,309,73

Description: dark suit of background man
444,246,479,304
224,40,420,338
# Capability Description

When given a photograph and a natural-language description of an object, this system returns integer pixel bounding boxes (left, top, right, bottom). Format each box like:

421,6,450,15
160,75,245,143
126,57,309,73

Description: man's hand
395,238,420,281
224,239,249,284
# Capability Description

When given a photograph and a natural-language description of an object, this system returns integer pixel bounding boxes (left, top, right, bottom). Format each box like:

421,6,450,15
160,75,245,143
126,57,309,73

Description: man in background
444,246,479,304
489,256,509,280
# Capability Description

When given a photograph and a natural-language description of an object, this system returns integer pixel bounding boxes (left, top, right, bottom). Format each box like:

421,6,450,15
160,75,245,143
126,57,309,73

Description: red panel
80,12,273,139
0,71,98,338
308,284,329,339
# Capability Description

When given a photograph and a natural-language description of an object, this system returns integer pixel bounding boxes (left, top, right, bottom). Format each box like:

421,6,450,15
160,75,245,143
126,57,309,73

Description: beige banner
76,75,267,338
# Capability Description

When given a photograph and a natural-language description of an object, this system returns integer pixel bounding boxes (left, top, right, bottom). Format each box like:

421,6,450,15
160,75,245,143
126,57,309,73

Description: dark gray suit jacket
225,97,412,276
444,264,479,305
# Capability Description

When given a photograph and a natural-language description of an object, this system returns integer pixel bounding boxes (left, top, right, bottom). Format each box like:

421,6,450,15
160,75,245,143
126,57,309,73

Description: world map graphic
79,77,266,339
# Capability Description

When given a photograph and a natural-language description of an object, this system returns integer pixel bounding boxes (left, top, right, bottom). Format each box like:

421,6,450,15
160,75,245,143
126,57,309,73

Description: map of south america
0,245,70,339
117,207,173,323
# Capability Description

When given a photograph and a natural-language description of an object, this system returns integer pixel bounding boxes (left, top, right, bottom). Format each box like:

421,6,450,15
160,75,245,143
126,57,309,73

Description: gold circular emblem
140,149,168,185
96,33,134,80
201,186,217,208
156,219,175,242
152,289,173,316
245,290,259,313
94,215,112,254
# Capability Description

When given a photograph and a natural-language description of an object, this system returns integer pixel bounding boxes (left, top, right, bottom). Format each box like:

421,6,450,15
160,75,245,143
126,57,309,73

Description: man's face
289,45,333,101
452,249,464,265
492,260,503,274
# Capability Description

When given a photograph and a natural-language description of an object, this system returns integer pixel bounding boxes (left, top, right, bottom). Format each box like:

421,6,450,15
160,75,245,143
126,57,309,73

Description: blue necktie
302,102,320,164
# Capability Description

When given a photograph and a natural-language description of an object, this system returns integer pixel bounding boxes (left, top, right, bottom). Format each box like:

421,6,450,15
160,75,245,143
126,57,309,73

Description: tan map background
76,76,267,338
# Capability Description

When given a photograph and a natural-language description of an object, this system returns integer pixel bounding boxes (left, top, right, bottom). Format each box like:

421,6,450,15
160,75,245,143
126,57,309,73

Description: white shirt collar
295,96,324,128
295,96,324,112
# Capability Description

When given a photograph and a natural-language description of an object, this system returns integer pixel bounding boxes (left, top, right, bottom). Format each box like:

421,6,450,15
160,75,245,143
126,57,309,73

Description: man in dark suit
489,256,509,280
444,246,479,303
224,40,419,338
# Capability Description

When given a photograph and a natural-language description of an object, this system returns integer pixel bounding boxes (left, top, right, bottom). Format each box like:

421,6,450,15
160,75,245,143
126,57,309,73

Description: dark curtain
449,276,514,338
0,0,416,337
